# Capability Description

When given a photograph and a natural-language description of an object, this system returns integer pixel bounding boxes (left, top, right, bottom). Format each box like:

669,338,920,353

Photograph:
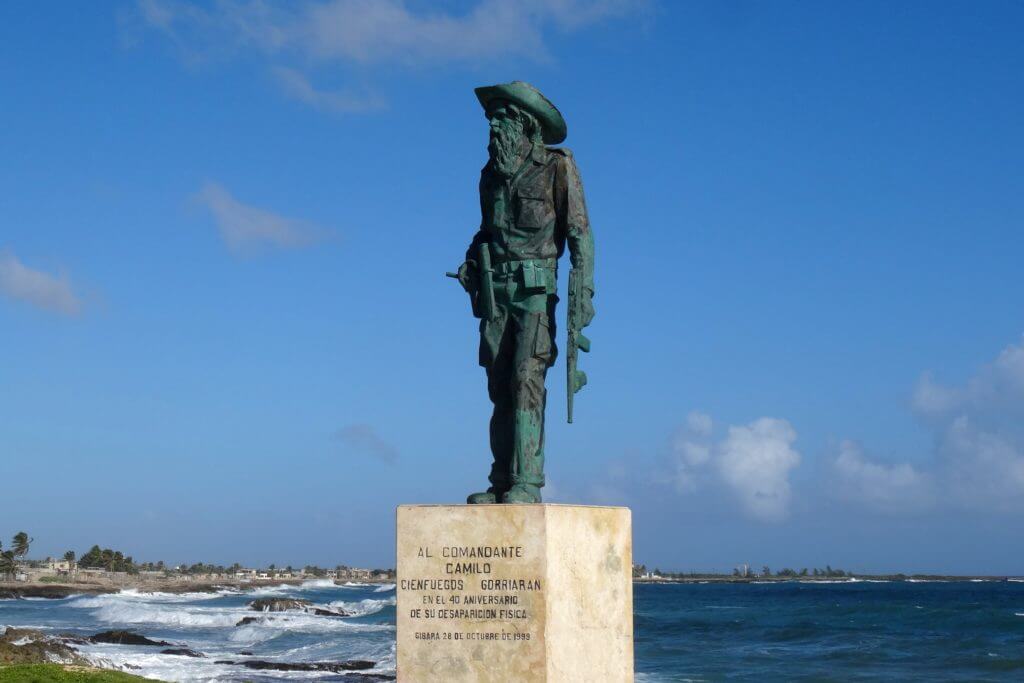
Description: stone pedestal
396,504,633,682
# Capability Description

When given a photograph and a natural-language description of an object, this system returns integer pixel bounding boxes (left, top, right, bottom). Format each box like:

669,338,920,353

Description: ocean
2,579,1023,681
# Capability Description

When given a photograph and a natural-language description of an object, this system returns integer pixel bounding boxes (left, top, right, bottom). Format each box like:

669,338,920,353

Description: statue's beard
489,118,527,178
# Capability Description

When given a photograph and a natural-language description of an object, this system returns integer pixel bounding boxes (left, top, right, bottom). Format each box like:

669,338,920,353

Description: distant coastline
633,574,1024,584
0,532,396,601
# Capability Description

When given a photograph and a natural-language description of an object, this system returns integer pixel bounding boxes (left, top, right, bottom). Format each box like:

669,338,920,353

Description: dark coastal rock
237,650,254,656
214,659,378,672
235,616,261,627
249,598,312,612
0,585,115,600
246,597,350,617
89,630,173,646
0,627,85,665
161,648,205,657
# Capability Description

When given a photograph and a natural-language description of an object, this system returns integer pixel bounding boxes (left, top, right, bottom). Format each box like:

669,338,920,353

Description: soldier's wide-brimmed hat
475,81,567,145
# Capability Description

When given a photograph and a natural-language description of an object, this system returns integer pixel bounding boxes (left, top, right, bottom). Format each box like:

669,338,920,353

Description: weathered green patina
448,81,594,505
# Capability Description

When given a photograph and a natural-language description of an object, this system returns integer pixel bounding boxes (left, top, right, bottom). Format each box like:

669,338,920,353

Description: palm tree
9,532,32,577
0,551,16,580
12,532,31,559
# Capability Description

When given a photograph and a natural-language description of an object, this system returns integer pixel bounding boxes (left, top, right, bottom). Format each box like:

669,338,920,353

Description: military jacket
467,144,594,293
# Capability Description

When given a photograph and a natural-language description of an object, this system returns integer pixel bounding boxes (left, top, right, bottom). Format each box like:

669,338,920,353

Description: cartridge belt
491,258,556,276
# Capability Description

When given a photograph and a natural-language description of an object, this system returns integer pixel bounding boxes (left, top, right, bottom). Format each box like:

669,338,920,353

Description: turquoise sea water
2,580,1023,680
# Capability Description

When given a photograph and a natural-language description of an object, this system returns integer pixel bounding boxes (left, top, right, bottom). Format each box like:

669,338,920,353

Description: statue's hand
457,259,479,293
581,288,595,328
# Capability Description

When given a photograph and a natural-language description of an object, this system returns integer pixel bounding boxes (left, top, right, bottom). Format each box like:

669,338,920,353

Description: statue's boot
502,484,541,504
505,408,544,504
467,489,502,504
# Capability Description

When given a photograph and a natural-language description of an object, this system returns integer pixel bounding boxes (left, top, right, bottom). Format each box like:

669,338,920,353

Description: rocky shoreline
0,584,116,600
1,578,400,679
2,621,395,680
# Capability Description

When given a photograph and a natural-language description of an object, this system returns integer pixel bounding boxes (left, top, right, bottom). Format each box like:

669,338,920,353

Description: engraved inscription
399,542,543,644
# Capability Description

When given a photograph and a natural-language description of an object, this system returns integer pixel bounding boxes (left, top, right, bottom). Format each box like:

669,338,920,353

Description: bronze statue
448,81,595,504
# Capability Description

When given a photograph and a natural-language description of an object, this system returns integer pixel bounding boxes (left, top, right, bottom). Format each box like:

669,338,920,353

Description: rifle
566,268,591,423
446,242,497,321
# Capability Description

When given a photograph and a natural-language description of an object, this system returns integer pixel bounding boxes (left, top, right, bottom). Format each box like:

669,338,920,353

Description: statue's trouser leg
485,322,515,493
510,310,554,495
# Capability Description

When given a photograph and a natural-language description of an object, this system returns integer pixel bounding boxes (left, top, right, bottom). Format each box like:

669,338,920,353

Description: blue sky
2,1,1023,574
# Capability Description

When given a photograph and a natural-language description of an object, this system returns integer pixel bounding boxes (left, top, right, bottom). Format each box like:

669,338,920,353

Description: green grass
0,664,157,682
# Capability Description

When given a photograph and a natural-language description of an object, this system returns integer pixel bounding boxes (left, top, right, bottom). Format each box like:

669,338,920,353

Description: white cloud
660,340,1024,521
717,418,801,523
910,372,961,416
0,251,82,316
297,0,544,64
132,0,645,110
667,412,801,521
833,440,933,511
670,411,713,492
195,182,327,254
685,411,713,437
907,339,1024,508
271,67,384,113
335,423,398,464
941,416,1024,508
136,0,642,65
912,340,1024,419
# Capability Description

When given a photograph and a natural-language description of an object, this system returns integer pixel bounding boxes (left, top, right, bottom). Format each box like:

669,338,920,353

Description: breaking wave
71,589,232,607
327,597,396,618
88,601,249,629
246,579,347,596
229,616,393,645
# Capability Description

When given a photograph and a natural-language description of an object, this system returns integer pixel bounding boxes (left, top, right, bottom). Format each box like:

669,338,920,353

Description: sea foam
70,589,228,607
327,597,396,618
90,602,248,628
228,615,394,645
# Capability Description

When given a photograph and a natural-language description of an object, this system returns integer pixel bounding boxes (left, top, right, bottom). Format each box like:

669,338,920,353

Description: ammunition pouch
492,258,556,294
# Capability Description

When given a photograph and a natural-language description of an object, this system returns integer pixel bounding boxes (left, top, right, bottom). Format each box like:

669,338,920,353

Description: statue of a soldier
449,81,595,505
